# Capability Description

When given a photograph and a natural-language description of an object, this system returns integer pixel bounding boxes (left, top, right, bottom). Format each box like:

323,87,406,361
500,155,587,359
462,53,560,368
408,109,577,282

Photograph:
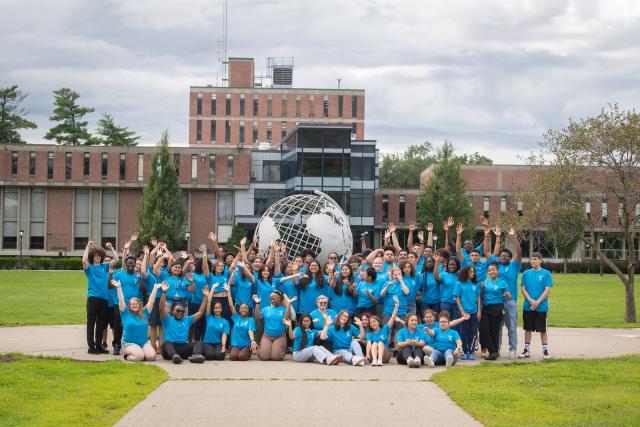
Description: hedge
520,260,630,274
0,257,83,270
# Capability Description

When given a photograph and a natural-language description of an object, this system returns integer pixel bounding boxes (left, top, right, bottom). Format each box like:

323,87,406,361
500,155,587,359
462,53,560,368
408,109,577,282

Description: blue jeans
500,299,518,351
431,349,457,366
334,340,364,363
422,303,441,316
459,313,478,354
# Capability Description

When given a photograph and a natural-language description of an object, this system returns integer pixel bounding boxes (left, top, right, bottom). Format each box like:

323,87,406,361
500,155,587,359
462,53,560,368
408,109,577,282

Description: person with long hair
480,262,512,360
417,256,440,315
209,259,232,322
202,288,230,361
228,254,257,313
253,290,294,361
274,253,300,314
379,267,409,347
189,247,211,341
225,283,257,361
329,264,357,315
395,312,427,368
297,260,328,315
353,267,380,316
111,279,162,361
454,265,481,360
399,260,419,315
321,310,366,366
433,254,461,322
286,314,342,365
366,296,399,366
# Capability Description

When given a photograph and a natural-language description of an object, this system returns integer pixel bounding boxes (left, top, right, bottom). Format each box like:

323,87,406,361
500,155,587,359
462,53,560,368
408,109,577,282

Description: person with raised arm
479,262,512,360
202,287,230,361
366,295,399,366
417,256,440,316
297,260,329,315
225,283,257,361
287,314,342,365
423,311,463,368
453,265,481,360
228,249,257,313
353,267,381,316
379,267,409,346
188,246,212,341
328,264,357,316
159,282,208,364
209,257,232,322
395,312,427,368
433,248,462,322
399,259,419,315
253,290,294,361
112,279,162,361
321,310,366,366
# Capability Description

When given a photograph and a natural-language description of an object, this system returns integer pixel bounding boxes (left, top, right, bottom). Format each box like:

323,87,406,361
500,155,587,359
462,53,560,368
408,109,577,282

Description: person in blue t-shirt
480,262,512,360
83,240,118,355
417,256,440,315
519,252,553,360
253,289,294,361
273,252,300,313
433,255,462,322
366,295,399,366
310,295,337,331
112,279,162,361
202,288,231,361
209,259,232,322
228,258,257,311
187,248,212,342
399,260,419,315
286,314,341,365
320,310,366,366
424,312,463,368
353,267,381,316
395,313,428,368
159,282,209,364
297,260,330,315
453,265,482,360
328,264,357,315
225,283,257,361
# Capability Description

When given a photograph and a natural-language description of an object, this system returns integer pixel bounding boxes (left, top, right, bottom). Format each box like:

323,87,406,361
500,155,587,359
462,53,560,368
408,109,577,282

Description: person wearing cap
253,289,294,361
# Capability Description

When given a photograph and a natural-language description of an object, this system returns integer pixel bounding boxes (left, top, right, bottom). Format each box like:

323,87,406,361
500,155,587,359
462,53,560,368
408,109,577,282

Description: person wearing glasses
310,295,337,330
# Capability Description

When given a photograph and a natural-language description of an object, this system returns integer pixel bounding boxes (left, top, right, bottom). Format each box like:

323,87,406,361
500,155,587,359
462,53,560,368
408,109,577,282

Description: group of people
84,217,553,368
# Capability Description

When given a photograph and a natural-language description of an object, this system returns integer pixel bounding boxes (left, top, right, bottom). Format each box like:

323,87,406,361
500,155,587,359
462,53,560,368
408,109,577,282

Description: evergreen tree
44,88,95,145
0,85,37,144
416,141,474,239
95,113,140,146
225,224,247,255
137,131,185,249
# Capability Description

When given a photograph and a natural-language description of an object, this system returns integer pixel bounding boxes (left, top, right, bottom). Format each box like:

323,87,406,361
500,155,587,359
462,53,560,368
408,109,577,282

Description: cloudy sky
3,0,640,163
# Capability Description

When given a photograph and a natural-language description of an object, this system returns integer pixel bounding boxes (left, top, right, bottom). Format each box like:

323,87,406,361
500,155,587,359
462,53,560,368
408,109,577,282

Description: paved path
1,325,638,426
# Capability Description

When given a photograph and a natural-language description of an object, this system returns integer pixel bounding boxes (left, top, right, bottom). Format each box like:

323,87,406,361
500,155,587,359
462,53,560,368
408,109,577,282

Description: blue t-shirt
203,314,230,344
84,263,110,300
420,321,439,344
230,312,255,348
261,305,287,337
383,281,408,316
460,244,484,263
120,307,149,346
481,278,510,306
114,270,142,304
256,278,276,305
462,259,490,283
274,275,300,312
489,256,522,300
432,328,461,352
396,327,427,345
299,277,330,315
144,273,159,298
233,272,255,308
403,275,419,307
374,272,389,304
417,271,440,304
416,256,425,272
293,327,318,352
521,268,553,312
189,272,209,304
209,274,227,293
162,274,190,303
453,281,481,314
326,324,360,351
162,314,195,344
366,324,391,347
329,283,357,315
309,308,337,330
356,281,380,308
438,270,458,303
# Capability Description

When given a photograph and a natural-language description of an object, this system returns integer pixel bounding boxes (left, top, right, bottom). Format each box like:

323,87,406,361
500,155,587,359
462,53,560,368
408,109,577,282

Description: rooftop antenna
337,78,342,89
216,0,229,86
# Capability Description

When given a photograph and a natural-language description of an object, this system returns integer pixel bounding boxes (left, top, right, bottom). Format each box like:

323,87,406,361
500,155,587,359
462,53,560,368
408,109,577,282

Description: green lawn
0,354,167,426
0,271,638,328
432,356,640,427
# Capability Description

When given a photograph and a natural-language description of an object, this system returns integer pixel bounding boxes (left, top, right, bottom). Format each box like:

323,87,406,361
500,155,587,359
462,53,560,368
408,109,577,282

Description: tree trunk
624,279,636,323
563,258,567,274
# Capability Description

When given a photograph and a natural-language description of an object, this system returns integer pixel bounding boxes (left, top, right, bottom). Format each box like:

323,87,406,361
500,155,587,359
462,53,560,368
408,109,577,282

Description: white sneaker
377,357,384,366
509,349,517,360
445,354,454,368
352,356,365,366
406,356,414,367
412,357,421,368
423,355,435,368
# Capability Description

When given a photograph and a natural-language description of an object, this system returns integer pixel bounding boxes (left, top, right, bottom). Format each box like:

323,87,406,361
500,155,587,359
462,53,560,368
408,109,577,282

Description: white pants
293,345,333,363
334,340,363,363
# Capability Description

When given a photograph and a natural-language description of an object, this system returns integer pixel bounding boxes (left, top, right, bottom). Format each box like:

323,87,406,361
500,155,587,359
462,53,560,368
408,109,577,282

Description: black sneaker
543,349,551,359
188,354,205,364
88,347,99,354
97,346,109,354
486,353,499,361
172,354,183,364
518,349,531,359
102,342,108,350
113,344,121,356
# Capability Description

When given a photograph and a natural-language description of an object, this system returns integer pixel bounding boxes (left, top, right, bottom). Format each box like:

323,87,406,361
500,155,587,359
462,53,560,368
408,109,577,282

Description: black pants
397,346,424,365
105,306,123,347
189,303,206,341
161,341,202,359
202,343,226,360
86,297,109,350
480,304,503,355
459,313,479,354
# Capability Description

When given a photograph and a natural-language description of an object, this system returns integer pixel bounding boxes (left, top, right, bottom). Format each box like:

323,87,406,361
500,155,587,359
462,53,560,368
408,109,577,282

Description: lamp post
599,237,604,276
433,235,438,250
185,231,190,251
18,229,24,270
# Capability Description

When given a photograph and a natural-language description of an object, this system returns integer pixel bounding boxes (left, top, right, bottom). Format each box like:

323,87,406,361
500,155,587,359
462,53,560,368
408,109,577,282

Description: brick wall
46,189,73,252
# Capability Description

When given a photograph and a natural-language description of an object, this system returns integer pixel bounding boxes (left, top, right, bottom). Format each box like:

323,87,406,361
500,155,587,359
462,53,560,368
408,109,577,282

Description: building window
295,96,301,118
11,152,18,178
101,190,117,248
239,94,245,116
253,96,258,116
517,200,524,216
211,94,216,115
281,96,287,117
196,93,202,115
350,157,375,180
191,154,198,181
308,96,315,118
29,151,36,177
262,161,280,182
239,122,245,145
47,152,54,180
351,123,357,138
196,120,202,143
281,122,287,139
218,191,233,221
119,153,126,181
602,199,608,226
382,195,389,223
267,96,272,117
585,201,591,220
227,155,234,183
173,153,180,177
338,95,343,117
2,188,18,249
483,196,490,218
83,152,90,178
266,122,272,142
253,122,258,144
399,195,406,223
350,190,374,217
209,154,215,181
323,96,329,118
500,196,507,211
73,189,90,250
65,152,72,180
352,96,358,118
225,94,231,115
210,120,216,143
225,120,231,144
137,154,144,181
101,153,108,179
30,188,45,249
254,189,285,216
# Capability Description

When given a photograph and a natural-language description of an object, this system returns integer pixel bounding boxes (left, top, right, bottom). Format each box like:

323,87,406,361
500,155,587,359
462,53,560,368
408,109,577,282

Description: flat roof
190,85,365,93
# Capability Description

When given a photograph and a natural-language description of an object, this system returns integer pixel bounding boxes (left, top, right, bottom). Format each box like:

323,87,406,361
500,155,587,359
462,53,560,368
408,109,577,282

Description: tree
225,224,247,255
379,141,436,188
94,113,140,146
505,105,639,323
44,88,95,145
0,85,37,144
460,152,493,165
137,131,185,250
416,141,474,239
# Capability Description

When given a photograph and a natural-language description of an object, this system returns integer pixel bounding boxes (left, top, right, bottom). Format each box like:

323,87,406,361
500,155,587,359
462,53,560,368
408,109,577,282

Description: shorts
122,341,146,350
523,310,547,332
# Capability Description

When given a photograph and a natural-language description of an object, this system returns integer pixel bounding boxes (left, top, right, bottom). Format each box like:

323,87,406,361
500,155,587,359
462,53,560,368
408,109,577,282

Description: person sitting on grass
159,283,209,364
225,283,257,361
111,279,162,362
286,314,342,365
424,312,463,368
366,296,399,366
320,310,366,366
202,288,230,361
519,252,553,360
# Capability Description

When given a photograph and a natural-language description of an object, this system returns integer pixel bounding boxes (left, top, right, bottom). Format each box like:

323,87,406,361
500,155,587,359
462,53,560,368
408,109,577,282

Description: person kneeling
225,284,257,361
254,291,295,361
202,289,230,361
424,312,463,368
287,314,341,365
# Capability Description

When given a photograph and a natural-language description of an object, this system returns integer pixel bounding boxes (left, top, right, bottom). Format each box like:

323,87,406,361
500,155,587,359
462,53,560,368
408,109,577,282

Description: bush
0,257,83,270
520,260,630,274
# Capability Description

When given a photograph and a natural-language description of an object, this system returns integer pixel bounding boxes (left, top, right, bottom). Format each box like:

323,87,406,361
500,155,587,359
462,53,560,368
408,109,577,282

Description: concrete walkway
1,326,638,426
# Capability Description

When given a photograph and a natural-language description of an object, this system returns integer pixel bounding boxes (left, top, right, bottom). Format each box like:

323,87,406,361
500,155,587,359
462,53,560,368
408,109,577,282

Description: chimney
228,58,254,88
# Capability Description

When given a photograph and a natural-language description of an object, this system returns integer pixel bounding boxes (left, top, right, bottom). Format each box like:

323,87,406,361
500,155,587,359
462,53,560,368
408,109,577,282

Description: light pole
18,229,24,270
599,237,604,276
433,235,438,250
185,231,190,251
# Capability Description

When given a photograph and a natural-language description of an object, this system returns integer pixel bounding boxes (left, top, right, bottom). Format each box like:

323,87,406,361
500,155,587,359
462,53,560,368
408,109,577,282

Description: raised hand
456,223,464,235
208,232,217,242
388,223,397,233
240,237,247,246
111,279,121,288
201,285,209,297
252,295,261,304
447,217,455,229
222,283,230,292
161,281,169,292
494,225,502,237
185,273,194,282
123,240,132,250
282,318,291,327
105,242,114,250
384,229,392,240
143,245,150,255
154,282,163,290
508,226,516,238
353,317,363,327
480,216,490,228
417,230,424,241
87,240,95,249
426,223,433,232
158,242,167,249
408,221,417,231
130,232,139,242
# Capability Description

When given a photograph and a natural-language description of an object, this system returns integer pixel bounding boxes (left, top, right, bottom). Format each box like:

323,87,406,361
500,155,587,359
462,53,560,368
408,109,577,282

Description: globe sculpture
256,190,353,264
